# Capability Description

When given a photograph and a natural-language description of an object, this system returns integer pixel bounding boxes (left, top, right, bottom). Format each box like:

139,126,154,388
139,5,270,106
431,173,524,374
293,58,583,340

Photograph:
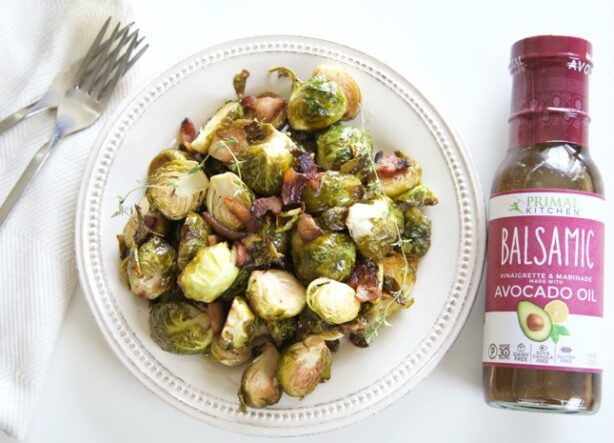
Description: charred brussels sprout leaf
177,212,212,270
297,307,343,341
306,278,361,324
380,252,418,307
149,302,213,354
265,318,297,348
395,184,439,207
246,270,306,320
239,343,282,410
302,170,364,214
347,295,402,346
241,233,284,268
127,236,177,300
316,206,349,232
219,268,250,302
400,207,432,257
278,335,332,398
219,296,258,350
206,172,255,230
316,125,372,171
190,101,244,153
291,230,356,284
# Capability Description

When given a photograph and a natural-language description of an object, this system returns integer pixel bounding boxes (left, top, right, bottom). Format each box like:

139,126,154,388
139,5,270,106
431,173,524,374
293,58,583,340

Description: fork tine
126,42,149,71
96,31,139,103
70,17,111,87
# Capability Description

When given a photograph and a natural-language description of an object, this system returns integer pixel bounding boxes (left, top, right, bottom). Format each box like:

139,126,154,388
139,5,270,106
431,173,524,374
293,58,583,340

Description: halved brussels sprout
297,307,344,341
291,230,356,284
380,252,418,307
400,207,432,257
120,197,168,251
312,65,362,121
127,236,177,300
316,206,349,232
345,196,404,260
147,159,209,220
178,242,240,302
346,294,402,347
219,296,258,350
302,171,364,214
190,101,244,153
306,278,361,324
266,318,297,349
377,152,422,198
238,343,282,410
149,302,213,354
177,212,212,270
316,125,372,171
210,338,251,366
278,335,332,398
205,172,255,230
208,119,252,163
246,270,306,320
236,124,296,196
395,184,439,207
147,149,190,177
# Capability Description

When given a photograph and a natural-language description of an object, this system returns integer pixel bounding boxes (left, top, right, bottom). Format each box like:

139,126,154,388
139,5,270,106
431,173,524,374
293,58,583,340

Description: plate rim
75,34,486,436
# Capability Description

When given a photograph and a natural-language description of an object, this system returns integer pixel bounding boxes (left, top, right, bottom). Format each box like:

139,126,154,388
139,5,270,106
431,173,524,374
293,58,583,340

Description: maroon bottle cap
508,35,592,149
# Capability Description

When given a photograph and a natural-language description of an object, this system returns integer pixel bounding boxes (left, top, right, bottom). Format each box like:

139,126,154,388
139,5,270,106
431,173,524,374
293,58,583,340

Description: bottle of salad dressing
482,35,604,413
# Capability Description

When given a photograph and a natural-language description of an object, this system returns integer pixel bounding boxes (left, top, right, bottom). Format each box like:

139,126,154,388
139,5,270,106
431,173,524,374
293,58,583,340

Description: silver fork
0,18,148,227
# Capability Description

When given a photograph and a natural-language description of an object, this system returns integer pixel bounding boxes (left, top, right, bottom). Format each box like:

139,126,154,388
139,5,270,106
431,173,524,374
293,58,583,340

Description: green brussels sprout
395,184,439,207
315,206,349,232
149,302,213,354
316,126,372,171
127,236,177,300
291,230,356,284
147,149,190,177
346,294,402,347
147,159,209,220
278,335,332,398
377,152,422,198
205,172,255,230
210,338,251,366
190,101,244,153
297,307,344,341
380,252,418,307
246,270,306,320
178,242,240,302
306,278,361,324
238,343,282,410
265,318,297,348
400,207,432,257
302,171,364,213
345,196,404,260
219,296,258,350
241,233,284,268
271,66,347,131
219,268,250,302
312,65,362,121
236,124,296,196
177,212,212,270
119,197,169,252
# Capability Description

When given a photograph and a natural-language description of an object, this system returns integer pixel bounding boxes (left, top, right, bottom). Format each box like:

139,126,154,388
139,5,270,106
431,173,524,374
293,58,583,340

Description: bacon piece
202,212,246,240
282,168,308,207
347,259,382,302
207,235,220,246
296,213,324,243
207,300,226,336
179,117,196,148
223,197,252,224
241,95,286,125
296,153,318,176
251,196,282,218
375,152,411,179
233,241,251,266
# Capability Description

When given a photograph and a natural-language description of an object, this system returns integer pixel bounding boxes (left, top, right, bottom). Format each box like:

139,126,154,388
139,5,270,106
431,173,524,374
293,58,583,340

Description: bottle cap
509,35,592,148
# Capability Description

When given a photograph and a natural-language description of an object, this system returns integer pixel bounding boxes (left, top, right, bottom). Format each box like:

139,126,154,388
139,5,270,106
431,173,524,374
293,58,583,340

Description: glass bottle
482,35,604,413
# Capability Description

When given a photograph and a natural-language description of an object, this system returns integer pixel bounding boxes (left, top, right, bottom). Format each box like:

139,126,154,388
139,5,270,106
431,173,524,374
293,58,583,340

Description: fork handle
0,129,64,227
0,102,48,135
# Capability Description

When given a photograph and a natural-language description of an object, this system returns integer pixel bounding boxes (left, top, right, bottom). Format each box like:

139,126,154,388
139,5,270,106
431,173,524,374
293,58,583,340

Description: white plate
76,35,485,436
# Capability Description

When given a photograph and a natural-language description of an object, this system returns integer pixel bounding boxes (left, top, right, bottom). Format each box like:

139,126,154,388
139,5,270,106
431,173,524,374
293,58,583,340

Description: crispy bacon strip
251,196,282,218
296,153,318,176
223,196,261,233
347,259,382,302
375,152,411,179
233,241,251,266
208,300,226,336
202,212,246,240
296,213,324,243
179,117,196,148
282,168,308,207
241,95,286,124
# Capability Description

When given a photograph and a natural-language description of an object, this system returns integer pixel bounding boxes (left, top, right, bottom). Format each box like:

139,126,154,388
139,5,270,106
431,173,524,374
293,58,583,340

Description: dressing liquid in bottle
482,35,604,413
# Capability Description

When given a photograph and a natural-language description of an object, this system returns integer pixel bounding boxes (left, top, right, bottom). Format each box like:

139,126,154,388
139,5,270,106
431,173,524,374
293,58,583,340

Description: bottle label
482,189,605,373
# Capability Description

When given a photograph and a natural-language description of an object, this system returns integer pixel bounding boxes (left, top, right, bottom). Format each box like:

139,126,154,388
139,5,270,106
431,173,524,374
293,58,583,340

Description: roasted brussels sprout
291,230,356,284
127,236,177,300
238,343,282,410
400,207,432,257
178,242,240,302
345,196,404,260
380,252,418,307
205,172,255,230
119,197,168,251
149,302,213,354
190,101,244,153
302,170,364,213
297,307,344,341
219,268,250,302
395,184,439,207
312,65,362,120
236,124,296,196
147,148,190,177
376,151,422,198
346,294,402,347
306,278,361,324
265,318,297,348
316,206,349,232
316,125,372,171
147,159,209,220
241,233,284,268
177,212,212,270
219,296,258,350
271,66,347,131
278,335,332,398
246,270,306,320
210,338,251,366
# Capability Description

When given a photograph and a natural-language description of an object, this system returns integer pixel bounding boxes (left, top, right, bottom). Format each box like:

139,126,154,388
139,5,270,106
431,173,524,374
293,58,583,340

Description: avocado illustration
517,301,552,342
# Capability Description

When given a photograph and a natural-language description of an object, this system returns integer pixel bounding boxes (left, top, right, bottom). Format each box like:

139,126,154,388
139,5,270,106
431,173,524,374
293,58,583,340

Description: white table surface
3,0,613,441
